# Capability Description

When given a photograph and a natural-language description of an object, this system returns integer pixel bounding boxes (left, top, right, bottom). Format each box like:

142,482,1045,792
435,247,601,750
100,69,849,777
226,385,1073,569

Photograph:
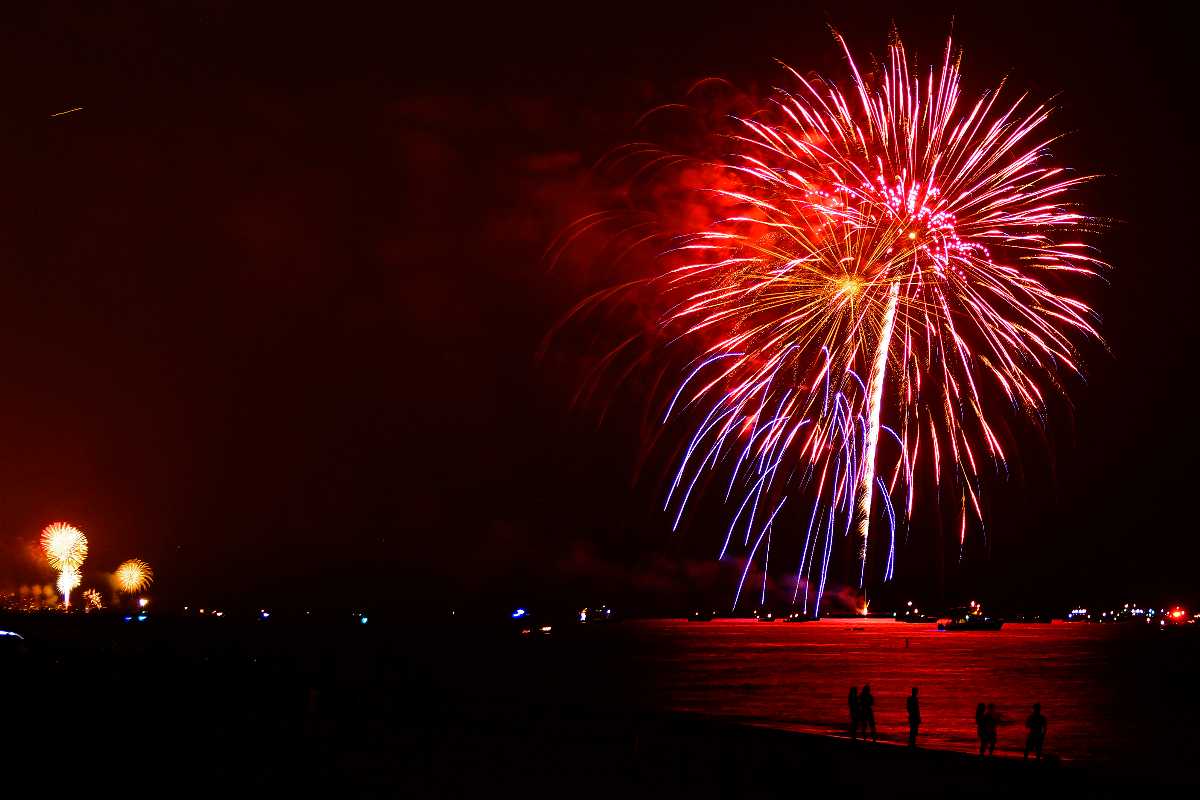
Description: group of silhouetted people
976,701,1048,759
976,703,997,755
847,684,877,741
849,685,915,746
849,686,1047,760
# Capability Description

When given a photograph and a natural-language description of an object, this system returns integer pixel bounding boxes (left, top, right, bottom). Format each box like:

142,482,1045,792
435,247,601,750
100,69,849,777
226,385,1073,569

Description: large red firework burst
555,31,1106,614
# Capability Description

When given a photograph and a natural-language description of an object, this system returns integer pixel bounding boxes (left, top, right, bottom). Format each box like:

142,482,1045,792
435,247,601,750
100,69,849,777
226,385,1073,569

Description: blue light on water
137,615,147,622
512,608,527,619
360,616,368,624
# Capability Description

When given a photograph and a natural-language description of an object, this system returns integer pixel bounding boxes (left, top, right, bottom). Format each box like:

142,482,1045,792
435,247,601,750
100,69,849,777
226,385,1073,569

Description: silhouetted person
976,703,987,756
848,686,860,740
906,687,920,747
1024,703,1047,761
860,684,876,742
982,703,998,757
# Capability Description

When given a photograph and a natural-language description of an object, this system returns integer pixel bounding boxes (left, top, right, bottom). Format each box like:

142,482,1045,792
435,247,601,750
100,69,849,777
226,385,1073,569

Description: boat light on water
1160,606,1193,627
578,605,613,623
899,600,933,623
938,603,1004,631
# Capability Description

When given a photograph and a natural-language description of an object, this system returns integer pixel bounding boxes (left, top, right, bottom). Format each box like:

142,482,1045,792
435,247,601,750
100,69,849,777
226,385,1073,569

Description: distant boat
688,609,715,622
1158,606,1194,627
898,604,933,623
785,611,813,623
577,605,614,624
938,604,1004,631
754,609,777,622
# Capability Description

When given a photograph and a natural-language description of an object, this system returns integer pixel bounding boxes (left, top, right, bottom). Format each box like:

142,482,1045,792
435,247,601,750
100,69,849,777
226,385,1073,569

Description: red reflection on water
630,618,1194,766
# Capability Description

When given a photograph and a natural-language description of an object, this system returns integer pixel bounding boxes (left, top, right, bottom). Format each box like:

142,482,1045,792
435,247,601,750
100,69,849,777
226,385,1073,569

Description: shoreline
733,715,1085,766
424,706,1187,797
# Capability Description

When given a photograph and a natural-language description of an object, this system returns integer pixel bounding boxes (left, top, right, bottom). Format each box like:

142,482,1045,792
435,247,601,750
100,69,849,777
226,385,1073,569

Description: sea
610,618,1198,770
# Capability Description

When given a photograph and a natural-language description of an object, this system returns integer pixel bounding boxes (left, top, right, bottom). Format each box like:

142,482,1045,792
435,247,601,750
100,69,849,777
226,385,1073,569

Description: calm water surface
621,618,1198,768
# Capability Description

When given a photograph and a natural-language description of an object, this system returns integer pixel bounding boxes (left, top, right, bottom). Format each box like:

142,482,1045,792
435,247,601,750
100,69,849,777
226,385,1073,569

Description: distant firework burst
556,32,1105,613
41,522,89,611
82,588,104,611
114,559,153,594
41,522,88,571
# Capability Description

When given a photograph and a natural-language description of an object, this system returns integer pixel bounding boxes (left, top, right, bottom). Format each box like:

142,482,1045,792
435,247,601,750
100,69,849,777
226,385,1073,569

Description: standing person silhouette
975,703,987,756
983,703,998,757
1024,703,1047,760
906,687,921,747
860,684,877,742
848,686,860,740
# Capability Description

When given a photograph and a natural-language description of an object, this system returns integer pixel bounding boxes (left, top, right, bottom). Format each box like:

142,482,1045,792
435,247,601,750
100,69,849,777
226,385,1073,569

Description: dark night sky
0,2,1193,612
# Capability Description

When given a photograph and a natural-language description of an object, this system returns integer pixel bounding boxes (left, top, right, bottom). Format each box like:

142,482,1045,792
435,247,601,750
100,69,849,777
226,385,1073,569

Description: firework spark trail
57,568,80,610
856,280,900,583
560,31,1105,615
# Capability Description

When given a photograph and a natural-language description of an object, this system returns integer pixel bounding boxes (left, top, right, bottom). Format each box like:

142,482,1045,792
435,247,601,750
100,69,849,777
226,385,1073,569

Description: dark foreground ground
1,613,1192,796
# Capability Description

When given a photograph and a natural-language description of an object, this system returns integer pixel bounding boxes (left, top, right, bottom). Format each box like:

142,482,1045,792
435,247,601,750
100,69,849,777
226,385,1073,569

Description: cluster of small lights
1069,604,1197,625
577,605,613,623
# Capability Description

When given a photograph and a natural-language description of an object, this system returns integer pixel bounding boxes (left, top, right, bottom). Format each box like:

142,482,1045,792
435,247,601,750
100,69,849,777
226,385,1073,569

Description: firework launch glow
558,32,1106,613
57,567,81,608
114,559,154,594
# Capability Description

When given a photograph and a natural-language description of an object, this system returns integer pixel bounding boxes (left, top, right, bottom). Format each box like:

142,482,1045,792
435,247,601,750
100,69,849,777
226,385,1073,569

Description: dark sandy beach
420,704,1151,799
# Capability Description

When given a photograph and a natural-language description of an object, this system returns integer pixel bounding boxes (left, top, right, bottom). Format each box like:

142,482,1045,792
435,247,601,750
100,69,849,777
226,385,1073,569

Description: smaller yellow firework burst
82,588,103,611
114,559,153,594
